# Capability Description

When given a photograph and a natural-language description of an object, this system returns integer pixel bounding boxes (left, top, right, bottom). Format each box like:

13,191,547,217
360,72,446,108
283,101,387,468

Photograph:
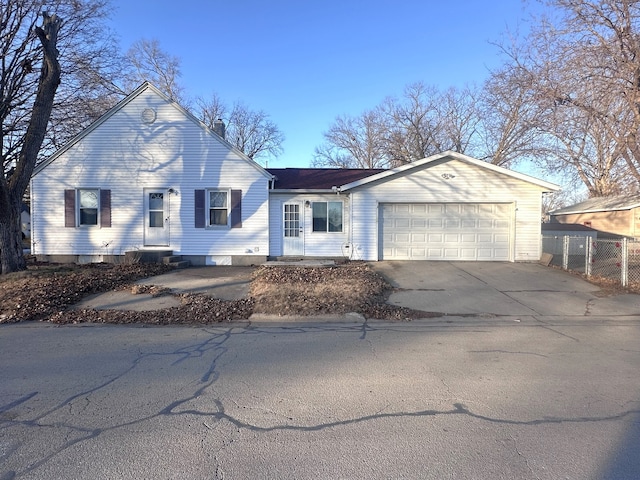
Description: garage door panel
380,203,512,261
445,219,460,228
460,248,477,260
461,219,476,228
461,233,476,243
444,233,460,243
412,204,427,214
494,233,510,243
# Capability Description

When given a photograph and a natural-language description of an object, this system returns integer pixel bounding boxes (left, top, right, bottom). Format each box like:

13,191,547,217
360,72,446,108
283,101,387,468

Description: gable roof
550,194,640,215
339,151,561,192
267,168,385,190
33,82,273,180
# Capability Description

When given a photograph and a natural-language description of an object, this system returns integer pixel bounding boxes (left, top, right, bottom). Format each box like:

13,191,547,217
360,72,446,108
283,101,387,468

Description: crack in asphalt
469,349,549,358
2,323,638,478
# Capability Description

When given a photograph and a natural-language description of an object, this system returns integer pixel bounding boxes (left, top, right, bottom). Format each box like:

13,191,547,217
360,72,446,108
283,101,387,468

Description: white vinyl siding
348,159,546,262
269,193,351,257
31,86,270,258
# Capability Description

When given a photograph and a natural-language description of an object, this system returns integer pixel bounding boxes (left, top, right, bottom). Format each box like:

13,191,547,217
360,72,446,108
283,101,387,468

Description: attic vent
141,108,156,124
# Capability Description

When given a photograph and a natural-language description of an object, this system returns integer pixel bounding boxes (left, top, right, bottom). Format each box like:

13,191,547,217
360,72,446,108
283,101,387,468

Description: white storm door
282,202,303,255
144,189,170,246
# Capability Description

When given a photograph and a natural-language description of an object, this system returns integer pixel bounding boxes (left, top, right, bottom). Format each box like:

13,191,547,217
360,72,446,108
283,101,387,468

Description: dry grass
251,264,388,316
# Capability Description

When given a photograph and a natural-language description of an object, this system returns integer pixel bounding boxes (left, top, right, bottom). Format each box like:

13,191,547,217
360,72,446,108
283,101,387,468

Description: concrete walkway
74,266,254,312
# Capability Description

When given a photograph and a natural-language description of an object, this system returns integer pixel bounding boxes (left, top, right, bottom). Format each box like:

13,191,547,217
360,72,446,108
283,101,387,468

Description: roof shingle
267,168,386,190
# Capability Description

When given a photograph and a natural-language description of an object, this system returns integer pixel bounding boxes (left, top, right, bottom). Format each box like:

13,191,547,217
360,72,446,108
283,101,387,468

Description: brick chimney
213,118,226,139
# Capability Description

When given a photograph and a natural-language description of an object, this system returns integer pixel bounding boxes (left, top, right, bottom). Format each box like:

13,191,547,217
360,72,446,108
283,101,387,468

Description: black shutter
230,189,242,228
64,190,75,227
100,189,111,227
195,189,205,228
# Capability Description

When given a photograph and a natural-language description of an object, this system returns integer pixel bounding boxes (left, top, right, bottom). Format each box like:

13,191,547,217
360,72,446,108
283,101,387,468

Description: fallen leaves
1,261,430,325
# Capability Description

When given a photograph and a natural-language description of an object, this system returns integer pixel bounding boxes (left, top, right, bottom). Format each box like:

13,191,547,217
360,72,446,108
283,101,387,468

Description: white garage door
380,203,512,261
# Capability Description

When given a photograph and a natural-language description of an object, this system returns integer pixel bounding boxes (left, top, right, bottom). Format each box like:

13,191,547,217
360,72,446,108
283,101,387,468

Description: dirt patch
0,260,430,325
251,264,429,320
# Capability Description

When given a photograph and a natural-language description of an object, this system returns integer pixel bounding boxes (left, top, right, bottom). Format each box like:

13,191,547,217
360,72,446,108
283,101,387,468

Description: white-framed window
78,188,99,226
312,201,343,232
65,188,111,228
208,190,229,227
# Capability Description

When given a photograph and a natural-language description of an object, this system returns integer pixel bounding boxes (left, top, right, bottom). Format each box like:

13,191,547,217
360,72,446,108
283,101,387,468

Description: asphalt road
2,316,640,479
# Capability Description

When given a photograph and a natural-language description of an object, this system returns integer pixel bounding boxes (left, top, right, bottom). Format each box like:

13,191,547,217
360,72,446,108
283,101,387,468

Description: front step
161,254,190,269
124,250,190,268
125,249,173,264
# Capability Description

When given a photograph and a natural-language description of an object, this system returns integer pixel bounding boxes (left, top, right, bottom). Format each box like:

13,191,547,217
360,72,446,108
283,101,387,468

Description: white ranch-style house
31,83,559,265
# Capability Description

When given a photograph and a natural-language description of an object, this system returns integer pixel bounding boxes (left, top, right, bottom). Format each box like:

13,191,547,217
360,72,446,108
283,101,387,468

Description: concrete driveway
371,261,640,318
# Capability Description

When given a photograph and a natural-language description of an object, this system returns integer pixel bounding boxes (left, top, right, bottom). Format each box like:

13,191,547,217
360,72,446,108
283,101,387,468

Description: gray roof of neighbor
267,168,386,190
550,194,640,215
542,223,597,232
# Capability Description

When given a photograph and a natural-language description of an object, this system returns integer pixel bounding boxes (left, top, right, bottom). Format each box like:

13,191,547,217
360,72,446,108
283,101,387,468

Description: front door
282,202,303,255
144,189,169,246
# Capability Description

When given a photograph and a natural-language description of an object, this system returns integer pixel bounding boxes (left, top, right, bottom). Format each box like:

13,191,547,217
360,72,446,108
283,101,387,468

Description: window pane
210,191,227,208
210,209,228,225
149,193,163,210
312,202,327,232
149,211,164,227
79,190,99,208
328,202,343,232
80,208,98,225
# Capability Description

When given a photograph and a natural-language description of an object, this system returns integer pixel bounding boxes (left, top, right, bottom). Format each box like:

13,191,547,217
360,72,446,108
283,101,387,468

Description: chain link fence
542,235,640,288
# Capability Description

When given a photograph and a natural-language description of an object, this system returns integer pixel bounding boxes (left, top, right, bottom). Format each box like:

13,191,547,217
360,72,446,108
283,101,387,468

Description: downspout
334,185,353,260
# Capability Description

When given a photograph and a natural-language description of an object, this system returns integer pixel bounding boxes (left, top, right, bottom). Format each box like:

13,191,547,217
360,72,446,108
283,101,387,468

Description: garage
379,203,513,261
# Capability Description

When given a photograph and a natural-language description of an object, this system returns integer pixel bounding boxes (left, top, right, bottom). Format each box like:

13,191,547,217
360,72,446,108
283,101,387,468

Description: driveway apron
371,261,640,317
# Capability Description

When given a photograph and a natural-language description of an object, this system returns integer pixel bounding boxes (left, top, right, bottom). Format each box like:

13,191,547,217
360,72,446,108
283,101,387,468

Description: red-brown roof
267,168,386,190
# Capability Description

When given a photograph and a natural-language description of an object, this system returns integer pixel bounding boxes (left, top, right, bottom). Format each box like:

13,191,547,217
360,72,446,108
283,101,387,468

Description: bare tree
1,6,62,273
493,0,640,195
124,38,188,106
476,61,546,167
1,0,117,274
197,96,284,165
313,110,389,168
314,82,482,168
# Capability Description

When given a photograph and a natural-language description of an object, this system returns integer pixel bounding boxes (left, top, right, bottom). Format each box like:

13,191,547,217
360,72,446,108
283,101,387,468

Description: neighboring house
21,203,31,239
549,195,640,239
267,153,559,261
31,83,560,264
541,223,597,255
31,83,272,266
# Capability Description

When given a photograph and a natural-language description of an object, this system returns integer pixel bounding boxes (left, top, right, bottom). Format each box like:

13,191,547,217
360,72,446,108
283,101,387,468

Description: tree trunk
0,200,25,274
0,12,61,274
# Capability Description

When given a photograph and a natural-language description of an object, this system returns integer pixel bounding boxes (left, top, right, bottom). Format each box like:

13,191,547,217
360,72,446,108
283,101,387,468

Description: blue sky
108,1,537,168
